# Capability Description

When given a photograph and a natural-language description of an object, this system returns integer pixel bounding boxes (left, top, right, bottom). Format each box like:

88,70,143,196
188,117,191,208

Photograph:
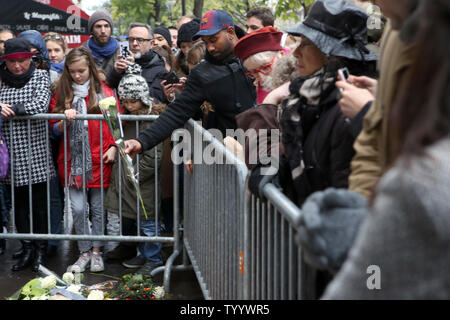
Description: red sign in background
34,0,91,48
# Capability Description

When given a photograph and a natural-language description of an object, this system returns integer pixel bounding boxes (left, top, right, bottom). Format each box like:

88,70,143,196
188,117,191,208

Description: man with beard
106,22,169,103
123,9,256,155
82,9,120,76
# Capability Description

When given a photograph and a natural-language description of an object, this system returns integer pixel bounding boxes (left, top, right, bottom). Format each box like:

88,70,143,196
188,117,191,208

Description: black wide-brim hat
0,38,36,60
285,0,376,61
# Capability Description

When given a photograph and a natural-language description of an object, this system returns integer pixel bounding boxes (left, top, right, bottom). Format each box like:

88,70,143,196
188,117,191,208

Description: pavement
0,238,204,300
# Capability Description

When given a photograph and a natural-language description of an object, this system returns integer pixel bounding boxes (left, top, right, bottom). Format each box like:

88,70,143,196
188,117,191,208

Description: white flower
62,272,75,284
21,286,32,296
87,290,104,300
99,96,116,110
39,294,50,300
22,296,31,300
153,286,165,299
66,284,82,295
41,275,57,290
31,296,40,300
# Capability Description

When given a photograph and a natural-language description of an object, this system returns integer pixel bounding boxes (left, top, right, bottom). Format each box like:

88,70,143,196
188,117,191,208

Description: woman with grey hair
233,26,298,104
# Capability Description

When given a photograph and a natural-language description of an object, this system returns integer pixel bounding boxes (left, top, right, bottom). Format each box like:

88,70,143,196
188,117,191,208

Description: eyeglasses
245,56,276,79
127,37,152,44
44,34,63,41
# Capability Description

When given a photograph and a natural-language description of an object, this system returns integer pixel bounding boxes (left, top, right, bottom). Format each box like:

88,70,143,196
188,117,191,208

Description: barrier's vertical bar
281,217,286,300
64,120,68,233
82,117,87,237
28,120,33,234
256,196,260,299
274,209,280,299
9,121,15,234
136,120,140,238
100,119,104,236
46,120,51,235
288,225,295,300
267,201,273,299
261,198,266,300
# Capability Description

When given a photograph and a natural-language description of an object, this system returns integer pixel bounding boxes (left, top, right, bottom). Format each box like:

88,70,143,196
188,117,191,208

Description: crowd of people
0,0,449,299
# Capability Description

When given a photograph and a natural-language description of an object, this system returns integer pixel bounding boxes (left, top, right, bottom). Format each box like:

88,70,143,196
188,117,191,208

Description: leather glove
295,188,369,274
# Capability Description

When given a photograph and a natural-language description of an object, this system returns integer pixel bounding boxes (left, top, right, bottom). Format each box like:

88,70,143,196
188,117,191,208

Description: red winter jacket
49,83,118,188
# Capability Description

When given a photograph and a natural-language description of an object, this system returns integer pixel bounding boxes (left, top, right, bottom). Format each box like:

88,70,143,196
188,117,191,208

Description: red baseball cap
234,26,283,62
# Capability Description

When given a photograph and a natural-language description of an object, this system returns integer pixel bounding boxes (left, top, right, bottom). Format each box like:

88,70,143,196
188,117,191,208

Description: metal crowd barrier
178,119,309,300
1,114,312,299
179,120,248,300
245,184,315,300
0,113,191,293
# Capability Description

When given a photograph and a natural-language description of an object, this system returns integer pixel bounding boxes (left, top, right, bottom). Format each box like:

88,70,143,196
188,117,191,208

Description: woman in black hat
243,0,377,298
0,38,55,272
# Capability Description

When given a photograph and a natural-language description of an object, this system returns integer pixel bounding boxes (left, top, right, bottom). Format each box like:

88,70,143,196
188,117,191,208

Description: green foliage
109,0,317,33
274,0,315,22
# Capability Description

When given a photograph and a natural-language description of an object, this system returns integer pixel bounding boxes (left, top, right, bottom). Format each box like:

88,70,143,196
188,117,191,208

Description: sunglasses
44,34,63,41
245,56,276,79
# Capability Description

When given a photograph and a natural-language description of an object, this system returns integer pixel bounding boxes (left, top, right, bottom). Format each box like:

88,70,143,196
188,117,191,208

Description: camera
163,71,180,85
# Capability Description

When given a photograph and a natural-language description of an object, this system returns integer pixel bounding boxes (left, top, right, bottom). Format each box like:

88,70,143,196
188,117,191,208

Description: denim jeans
70,187,106,253
138,219,162,264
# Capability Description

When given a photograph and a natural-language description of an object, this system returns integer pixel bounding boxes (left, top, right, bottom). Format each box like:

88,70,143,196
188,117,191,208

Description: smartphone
164,71,180,85
121,45,130,59
338,67,350,82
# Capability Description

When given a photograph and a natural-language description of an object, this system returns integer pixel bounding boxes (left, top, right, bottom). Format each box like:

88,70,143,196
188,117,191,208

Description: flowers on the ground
9,272,165,300
12,277,53,300
99,96,148,219
41,275,57,290
87,290,104,300
66,284,82,295
110,274,165,300
153,286,165,300
62,272,75,284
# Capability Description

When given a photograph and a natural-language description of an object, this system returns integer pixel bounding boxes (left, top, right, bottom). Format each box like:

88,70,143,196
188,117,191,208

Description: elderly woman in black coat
0,38,54,272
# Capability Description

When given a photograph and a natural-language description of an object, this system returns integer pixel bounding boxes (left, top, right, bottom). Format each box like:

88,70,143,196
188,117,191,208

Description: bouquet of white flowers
99,96,148,219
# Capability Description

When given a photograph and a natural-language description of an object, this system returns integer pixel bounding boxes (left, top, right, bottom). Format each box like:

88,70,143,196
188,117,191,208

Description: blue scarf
50,62,64,74
87,37,119,66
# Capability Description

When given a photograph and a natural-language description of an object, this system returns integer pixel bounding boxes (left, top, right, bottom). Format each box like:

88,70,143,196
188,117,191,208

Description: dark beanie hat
177,18,200,48
154,26,172,47
88,9,114,33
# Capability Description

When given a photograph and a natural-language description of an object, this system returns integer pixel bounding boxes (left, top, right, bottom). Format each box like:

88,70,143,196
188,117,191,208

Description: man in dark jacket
124,9,256,154
107,22,169,103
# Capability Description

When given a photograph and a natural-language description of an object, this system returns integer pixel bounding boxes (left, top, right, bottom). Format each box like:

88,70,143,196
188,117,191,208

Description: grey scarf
69,81,93,187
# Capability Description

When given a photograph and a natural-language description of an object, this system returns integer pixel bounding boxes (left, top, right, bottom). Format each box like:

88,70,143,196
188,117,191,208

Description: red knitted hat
234,26,283,62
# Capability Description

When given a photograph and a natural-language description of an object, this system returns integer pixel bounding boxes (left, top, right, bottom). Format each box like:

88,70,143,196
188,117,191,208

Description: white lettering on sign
23,12,62,22
64,35,82,45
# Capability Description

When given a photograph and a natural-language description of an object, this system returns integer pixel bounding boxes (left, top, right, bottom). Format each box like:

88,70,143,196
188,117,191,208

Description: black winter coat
137,51,256,151
107,50,169,103
279,87,355,207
